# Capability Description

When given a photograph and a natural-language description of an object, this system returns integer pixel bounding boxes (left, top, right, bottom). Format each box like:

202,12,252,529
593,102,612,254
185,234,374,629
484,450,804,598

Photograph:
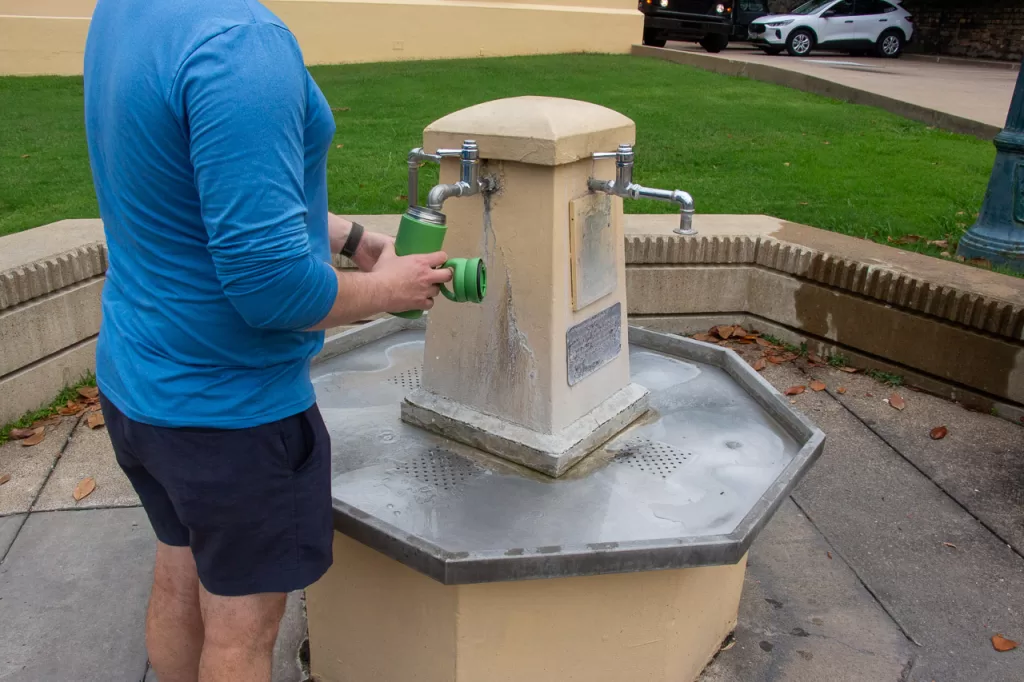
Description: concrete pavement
0,341,1021,681
636,43,1016,138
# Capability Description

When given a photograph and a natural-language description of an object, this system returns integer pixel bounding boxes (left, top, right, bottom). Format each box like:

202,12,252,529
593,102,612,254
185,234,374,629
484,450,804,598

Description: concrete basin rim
323,323,826,584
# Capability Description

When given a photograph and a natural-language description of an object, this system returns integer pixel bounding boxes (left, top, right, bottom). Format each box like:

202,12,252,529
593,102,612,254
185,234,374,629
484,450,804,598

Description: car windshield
790,0,835,14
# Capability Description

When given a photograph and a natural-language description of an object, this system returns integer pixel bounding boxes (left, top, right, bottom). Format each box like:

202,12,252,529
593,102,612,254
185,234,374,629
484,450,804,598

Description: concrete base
401,383,649,477
307,533,746,682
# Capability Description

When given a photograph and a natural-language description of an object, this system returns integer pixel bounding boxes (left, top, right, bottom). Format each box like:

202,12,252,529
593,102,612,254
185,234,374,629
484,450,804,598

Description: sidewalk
1,340,1022,681
636,43,1016,138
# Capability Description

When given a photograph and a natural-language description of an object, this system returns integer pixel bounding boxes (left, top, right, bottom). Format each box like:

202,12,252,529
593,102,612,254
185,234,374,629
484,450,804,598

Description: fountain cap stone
423,96,636,166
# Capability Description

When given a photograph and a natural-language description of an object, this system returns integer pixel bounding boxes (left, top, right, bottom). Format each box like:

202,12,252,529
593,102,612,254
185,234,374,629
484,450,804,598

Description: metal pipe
588,144,696,236
425,140,492,211
407,148,442,208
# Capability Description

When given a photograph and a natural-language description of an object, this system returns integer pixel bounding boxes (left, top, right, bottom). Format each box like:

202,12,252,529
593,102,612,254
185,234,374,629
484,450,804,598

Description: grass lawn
0,53,996,261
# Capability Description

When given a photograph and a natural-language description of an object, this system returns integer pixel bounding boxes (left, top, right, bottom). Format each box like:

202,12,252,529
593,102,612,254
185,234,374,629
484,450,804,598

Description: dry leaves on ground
837,387,847,395
86,412,106,430
693,333,715,343
942,542,957,549
73,477,96,502
19,428,46,447
57,400,84,416
77,386,99,400
930,426,948,440
784,386,806,396
0,474,11,486
887,394,906,411
839,367,859,374
753,358,767,372
32,415,62,428
991,634,1018,652
8,427,38,439
810,380,827,392
756,337,772,347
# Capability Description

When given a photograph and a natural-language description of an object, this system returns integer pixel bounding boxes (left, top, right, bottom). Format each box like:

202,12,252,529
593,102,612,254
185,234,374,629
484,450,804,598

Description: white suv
749,0,914,58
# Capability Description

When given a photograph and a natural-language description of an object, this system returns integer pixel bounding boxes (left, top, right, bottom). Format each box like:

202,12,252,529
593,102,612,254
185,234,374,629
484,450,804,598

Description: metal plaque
569,194,617,311
566,302,622,386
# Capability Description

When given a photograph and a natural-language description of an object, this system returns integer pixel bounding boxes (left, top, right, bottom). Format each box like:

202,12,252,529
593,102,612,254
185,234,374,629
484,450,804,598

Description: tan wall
0,0,642,76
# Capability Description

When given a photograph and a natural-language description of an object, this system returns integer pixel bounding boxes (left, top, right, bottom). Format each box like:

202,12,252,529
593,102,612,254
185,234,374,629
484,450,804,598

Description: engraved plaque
569,194,617,312
566,302,622,386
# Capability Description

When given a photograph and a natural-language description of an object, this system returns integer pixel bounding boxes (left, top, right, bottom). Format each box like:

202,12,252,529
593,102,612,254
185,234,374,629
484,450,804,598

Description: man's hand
371,244,453,313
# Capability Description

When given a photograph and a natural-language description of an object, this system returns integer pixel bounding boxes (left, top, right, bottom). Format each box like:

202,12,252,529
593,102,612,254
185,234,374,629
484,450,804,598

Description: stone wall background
765,0,1023,62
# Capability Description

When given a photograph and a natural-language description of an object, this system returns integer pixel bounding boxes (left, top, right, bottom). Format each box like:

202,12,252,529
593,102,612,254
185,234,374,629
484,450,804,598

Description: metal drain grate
612,437,692,479
385,366,422,390
394,447,481,491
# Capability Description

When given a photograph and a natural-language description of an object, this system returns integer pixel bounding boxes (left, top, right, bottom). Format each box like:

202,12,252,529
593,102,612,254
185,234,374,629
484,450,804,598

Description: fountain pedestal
305,97,825,682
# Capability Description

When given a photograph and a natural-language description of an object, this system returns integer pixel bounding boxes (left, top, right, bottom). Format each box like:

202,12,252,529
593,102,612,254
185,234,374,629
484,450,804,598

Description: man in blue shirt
84,1,451,680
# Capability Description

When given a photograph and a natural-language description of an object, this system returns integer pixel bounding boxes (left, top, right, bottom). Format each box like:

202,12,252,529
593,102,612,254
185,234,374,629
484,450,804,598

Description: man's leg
147,542,205,682
197,587,287,682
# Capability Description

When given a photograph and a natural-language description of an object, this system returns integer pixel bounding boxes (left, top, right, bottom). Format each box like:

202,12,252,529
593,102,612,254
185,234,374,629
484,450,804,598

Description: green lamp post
957,59,1024,272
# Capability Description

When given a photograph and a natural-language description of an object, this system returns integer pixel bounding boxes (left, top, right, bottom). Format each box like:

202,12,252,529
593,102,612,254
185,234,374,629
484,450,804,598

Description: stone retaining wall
1,216,1021,425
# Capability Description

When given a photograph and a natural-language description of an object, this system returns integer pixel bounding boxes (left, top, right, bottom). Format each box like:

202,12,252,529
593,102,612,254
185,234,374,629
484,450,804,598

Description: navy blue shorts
100,394,333,596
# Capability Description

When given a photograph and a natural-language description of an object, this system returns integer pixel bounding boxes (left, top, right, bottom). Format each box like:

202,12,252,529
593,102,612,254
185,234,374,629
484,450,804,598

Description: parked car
748,0,914,58
731,0,770,41
639,0,734,53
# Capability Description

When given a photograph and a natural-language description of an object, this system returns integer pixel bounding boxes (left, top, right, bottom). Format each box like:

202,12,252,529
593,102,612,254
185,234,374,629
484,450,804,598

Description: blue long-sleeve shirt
84,0,338,428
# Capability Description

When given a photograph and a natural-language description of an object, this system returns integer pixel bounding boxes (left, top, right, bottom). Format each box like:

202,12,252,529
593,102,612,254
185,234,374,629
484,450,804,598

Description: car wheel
699,34,729,53
876,30,903,58
642,29,667,48
758,46,784,56
786,29,814,57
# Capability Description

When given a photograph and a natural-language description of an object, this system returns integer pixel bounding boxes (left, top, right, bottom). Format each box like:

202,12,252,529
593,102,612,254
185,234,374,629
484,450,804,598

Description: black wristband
340,222,364,259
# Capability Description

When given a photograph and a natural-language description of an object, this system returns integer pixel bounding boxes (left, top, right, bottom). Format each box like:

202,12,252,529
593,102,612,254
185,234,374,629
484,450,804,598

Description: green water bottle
392,206,487,319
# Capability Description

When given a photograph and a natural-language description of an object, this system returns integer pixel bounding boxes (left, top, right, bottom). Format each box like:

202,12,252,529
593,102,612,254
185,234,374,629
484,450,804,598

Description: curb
632,44,1002,140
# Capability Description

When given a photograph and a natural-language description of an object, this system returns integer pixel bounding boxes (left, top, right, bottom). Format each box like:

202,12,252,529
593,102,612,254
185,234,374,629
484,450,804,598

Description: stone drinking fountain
305,96,824,682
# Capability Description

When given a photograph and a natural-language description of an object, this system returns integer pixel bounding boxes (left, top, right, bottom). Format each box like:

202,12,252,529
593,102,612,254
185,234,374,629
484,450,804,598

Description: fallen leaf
823,140,830,145
77,386,99,400
733,327,749,337
888,394,906,411
940,251,951,257
73,477,96,502
799,201,809,205
784,162,791,167
717,325,736,339
837,387,847,395
768,356,786,365
967,257,993,270
928,239,948,248
956,210,965,216
737,339,755,344
21,154,30,159
808,353,824,365
753,358,767,372
992,634,1018,652
888,235,922,245
784,386,806,396
942,542,957,549
85,404,102,413
744,334,760,340
58,401,83,416
0,474,10,485
722,639,736,651
32,416,61,428
930,426,948,440
839,367,859,374
20,428,46,447
780,352,799,362
9,427,37,439
756,337,773,347
693,333,715,343
331,106,350,112
866,392,874,398
810,380,827,392
395,195,408,202
86,412,106,430
955,255,966,263
827,551,832,560
336,144,344,149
